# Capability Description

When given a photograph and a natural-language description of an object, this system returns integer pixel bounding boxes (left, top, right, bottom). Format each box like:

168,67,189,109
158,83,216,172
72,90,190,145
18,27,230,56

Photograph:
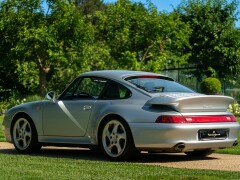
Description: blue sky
105,0,178,12
105,0,240,27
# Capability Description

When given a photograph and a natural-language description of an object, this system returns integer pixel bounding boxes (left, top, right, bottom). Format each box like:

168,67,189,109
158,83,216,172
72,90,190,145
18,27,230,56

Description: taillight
155,116,186,123
155,115,236,123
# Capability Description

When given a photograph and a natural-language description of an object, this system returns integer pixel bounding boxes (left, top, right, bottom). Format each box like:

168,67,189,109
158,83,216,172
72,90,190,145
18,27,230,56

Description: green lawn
0,152,240,179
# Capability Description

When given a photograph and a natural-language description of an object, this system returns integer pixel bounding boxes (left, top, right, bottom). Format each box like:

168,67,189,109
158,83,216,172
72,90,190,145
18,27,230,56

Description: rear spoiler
148,93,234,113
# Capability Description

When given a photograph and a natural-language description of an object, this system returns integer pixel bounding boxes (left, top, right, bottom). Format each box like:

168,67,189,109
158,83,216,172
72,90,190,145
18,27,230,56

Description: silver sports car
2,70,240,160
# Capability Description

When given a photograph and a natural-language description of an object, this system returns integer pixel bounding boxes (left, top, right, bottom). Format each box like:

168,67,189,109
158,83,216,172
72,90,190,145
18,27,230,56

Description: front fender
4,101,45,137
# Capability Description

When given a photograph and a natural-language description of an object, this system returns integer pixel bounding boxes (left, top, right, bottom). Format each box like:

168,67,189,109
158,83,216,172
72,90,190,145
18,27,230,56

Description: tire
100,118,136,161
11,115,41,153
185,150,214,157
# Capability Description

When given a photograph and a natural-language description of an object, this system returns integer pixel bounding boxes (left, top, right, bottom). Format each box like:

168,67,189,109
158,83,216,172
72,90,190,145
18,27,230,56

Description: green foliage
200,77,222,94
0,0,96,95
228,101,240,116
0,0,239,98
177,0,240,79
75,0,106,15
94,0,191,71
24,94,43,102
0,94,43,115
0,116,5,141
15,61,39,93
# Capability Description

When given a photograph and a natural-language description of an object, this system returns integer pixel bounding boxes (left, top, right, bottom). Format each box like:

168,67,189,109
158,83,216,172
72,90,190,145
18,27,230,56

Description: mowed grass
0,152,240,179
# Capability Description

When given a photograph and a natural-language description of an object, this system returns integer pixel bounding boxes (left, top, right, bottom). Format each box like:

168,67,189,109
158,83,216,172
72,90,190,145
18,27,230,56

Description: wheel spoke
112,122,120,134
16,123,21,133
116,142,123,154
22,121,28,131
107,143,114,150
24,131,31,138
116,131,126,141
22,138,28,148
16,136,21,142
106,128,111,140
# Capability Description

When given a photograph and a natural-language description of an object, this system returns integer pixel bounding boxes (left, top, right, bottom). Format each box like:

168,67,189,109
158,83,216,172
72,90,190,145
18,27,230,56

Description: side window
75,77,107,98
101,81,131,100
60,78,81,100
119,83,131,99
61,77,107,100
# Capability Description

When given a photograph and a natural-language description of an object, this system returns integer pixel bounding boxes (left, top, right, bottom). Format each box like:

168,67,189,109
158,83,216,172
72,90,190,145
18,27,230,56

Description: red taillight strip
156,115,236,123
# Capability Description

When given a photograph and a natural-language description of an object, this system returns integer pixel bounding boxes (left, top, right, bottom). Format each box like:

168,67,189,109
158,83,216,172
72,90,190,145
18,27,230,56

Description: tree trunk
39,67,48,96
36,57,50,96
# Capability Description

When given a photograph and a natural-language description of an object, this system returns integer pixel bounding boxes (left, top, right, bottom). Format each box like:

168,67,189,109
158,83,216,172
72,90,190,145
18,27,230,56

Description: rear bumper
129,122,240,151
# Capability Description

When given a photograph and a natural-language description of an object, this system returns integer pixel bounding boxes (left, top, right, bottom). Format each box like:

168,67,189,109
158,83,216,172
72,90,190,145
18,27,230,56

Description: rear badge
202,105,213,109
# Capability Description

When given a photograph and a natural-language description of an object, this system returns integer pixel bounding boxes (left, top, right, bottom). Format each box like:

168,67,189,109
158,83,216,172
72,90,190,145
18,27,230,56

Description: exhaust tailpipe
174,143,186,152
233,141,238,146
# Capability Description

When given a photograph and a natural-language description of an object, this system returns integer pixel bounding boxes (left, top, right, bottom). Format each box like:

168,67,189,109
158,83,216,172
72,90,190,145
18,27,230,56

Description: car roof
79,70,174,81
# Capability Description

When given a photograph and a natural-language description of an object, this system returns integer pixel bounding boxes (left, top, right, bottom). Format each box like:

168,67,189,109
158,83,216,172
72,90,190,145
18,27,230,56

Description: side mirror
46,91,56,103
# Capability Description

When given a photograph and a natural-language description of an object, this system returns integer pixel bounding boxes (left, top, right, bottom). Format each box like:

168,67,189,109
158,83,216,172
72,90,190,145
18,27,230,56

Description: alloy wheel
13,118,32,150
102,120,127,158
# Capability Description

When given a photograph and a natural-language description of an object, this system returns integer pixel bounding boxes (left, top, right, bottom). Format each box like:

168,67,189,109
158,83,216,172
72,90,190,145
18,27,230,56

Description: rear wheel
185,150,213,157
100,118,136,161
12,115,41,153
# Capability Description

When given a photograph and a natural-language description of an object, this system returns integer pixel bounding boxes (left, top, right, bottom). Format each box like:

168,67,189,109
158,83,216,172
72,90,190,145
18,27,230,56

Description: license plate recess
198,129,228,141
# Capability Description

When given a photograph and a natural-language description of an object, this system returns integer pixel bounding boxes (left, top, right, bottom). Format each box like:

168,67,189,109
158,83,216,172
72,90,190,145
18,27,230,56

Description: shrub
0,94,43,115
200,77,222,94
25,95,43,102
228,101,240,116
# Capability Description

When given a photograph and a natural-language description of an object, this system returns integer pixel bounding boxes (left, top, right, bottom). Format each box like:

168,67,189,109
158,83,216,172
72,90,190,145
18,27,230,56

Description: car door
43,77,108,137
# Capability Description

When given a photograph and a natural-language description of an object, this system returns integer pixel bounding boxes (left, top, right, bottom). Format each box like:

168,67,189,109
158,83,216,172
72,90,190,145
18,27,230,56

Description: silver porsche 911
2,70,240,160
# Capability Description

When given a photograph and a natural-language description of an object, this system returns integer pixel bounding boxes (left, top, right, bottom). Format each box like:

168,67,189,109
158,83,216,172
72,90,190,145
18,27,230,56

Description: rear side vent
156,115,236,123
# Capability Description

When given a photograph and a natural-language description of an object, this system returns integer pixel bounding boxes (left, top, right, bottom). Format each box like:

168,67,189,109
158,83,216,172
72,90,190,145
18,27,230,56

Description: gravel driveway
1,142,240,172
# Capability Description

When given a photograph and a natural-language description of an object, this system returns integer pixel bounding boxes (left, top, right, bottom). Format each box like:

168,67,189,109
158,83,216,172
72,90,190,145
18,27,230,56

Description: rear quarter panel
87,97,180,144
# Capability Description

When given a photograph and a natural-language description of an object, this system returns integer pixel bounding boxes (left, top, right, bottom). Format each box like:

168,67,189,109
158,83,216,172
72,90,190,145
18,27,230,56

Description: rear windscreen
125,76,194,93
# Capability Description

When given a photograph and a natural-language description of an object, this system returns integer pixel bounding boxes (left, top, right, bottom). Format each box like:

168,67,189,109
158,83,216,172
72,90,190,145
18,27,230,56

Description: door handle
83,105,91,110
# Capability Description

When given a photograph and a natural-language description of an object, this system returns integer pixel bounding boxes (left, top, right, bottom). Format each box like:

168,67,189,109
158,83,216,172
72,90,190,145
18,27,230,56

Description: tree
94,0,191,72
177,0,240,79
0,0,94,95
0,0,192,96
75,0,106,15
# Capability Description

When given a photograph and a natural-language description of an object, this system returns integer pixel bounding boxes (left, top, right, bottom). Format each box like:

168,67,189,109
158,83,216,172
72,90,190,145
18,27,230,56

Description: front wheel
12,115,41,153
185,150,213,157
100,118,136,161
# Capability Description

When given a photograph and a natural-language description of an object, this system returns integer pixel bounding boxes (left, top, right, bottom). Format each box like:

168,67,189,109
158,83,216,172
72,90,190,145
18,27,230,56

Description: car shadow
0,146,218,163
